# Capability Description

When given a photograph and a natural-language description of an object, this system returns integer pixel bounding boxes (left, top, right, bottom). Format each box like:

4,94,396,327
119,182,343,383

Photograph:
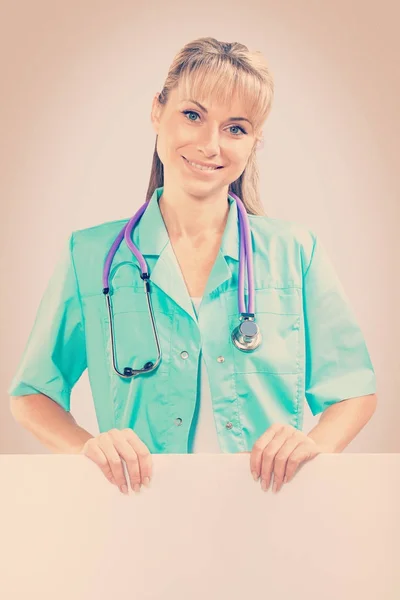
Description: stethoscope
102,191,262,379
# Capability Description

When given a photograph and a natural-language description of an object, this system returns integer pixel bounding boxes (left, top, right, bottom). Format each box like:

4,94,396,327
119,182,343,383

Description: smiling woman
8,37,376,497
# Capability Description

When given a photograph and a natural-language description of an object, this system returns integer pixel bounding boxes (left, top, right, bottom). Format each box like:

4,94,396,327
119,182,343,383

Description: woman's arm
9,394,94,453
306,393,378,453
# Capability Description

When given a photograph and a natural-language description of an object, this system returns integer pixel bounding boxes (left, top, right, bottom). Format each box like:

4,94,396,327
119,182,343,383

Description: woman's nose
197,125,221,156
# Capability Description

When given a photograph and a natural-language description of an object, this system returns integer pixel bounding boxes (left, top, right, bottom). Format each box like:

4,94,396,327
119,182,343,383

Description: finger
259,427,291,490
83,439,115,484
273,436,303,492
97,433,129,493
285,444,316,484
124,429,153,486
250,424,282,479
110,431,142,491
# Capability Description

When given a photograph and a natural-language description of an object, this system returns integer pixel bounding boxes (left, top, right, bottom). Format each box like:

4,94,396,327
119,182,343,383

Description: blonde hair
145,37,275,216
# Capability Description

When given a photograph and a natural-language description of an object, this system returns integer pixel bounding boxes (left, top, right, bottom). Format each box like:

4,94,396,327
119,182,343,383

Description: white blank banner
0,454,398,600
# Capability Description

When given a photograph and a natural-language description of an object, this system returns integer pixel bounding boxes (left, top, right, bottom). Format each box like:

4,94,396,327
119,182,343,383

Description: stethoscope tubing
230,191,254,316
102,191,259,378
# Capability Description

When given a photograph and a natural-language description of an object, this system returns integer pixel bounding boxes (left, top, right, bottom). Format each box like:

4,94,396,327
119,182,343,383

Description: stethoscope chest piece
231,316,262,352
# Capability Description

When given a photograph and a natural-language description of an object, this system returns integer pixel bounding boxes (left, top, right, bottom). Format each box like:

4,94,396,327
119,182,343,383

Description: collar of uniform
134,186,240,261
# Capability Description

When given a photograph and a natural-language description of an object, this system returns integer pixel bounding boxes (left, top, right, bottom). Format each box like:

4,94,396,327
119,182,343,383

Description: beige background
1,1,399,453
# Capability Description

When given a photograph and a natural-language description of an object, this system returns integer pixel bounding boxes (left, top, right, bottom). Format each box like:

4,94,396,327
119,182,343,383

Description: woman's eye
229,125,246,136
182,110,246,136
182,110,200,122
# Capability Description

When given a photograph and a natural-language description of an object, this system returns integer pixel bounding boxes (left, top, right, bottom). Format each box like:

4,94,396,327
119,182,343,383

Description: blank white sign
0,454,398,600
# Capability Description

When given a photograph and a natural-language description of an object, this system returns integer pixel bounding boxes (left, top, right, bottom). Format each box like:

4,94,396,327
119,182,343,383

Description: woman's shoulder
71,217,130,242
248,214,317,257
68,217,133,259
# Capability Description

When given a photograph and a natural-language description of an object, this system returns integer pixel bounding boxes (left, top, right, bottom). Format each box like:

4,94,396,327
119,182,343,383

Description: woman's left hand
245,423,327,493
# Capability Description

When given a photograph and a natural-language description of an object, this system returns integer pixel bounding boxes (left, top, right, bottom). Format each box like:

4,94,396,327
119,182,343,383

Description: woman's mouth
182,156,223,174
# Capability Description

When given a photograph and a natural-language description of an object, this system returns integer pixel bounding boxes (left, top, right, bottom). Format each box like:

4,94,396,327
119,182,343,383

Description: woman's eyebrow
183,98,253,125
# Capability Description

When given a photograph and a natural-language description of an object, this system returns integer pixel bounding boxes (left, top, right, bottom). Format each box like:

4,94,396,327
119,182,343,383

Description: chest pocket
225,287,301,374
102,285,173,376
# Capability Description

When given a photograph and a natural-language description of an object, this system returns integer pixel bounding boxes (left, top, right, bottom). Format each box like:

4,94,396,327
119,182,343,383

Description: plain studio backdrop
0,0,399,453
1,4,399,600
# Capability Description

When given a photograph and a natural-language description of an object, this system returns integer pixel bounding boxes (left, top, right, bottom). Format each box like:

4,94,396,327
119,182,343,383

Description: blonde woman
9,37,377,496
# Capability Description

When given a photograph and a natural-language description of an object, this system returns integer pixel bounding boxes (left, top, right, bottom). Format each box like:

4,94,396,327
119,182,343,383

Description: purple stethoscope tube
102,191,262,379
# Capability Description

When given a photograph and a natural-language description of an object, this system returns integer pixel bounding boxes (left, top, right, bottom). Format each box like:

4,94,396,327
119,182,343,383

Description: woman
8,37,377,496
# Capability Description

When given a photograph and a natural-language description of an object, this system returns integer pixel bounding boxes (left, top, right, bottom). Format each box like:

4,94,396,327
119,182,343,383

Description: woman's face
151,85,259,196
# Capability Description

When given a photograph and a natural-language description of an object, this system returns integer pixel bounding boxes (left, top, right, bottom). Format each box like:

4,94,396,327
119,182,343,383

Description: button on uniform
180,351,189,359
225,422,233,429
217,356,225,363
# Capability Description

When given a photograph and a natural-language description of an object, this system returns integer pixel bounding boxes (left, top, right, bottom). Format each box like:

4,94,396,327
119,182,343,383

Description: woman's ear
151,92,162,134
256,131,265,151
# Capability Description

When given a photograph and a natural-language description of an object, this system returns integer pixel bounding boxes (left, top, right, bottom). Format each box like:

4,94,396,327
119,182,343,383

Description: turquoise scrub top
8,186,377,453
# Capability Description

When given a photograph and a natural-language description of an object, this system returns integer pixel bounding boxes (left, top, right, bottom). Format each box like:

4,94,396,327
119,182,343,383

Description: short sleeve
302,234,376,416
8,233,87,411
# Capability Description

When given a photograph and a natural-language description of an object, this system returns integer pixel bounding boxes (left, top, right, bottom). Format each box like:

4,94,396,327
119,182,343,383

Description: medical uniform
188,296,222,453
8,186,377,453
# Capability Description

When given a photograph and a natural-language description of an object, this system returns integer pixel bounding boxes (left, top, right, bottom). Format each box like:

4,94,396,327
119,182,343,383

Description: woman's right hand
79,428,153,494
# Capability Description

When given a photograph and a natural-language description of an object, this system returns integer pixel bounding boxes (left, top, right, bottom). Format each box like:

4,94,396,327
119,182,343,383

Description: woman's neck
158,184,230,242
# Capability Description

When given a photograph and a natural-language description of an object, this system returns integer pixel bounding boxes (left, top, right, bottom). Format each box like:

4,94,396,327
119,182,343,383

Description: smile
182,156,223,173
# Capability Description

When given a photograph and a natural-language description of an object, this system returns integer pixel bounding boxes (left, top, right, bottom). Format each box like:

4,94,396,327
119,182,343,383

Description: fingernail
134,483,141,493
284,476,288,484
261,479,268,491
121,484,128,494
252,471,259,481
273,481,278,493
143,477,151,488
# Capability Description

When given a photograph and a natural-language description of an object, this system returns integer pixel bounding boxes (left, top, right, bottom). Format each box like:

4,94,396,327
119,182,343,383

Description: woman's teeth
184,157,219,171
